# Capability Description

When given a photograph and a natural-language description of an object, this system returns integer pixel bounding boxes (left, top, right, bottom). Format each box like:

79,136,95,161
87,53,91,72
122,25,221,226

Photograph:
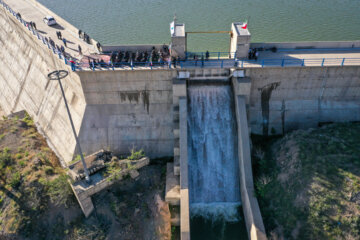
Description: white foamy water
190,202,241,223
187,85,240,222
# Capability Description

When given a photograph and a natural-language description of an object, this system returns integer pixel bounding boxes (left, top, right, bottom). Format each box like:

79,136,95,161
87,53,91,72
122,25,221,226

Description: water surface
38,0,360,51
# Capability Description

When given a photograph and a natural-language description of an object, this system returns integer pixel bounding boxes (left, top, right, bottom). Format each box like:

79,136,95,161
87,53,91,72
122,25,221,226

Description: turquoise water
38,0,360,51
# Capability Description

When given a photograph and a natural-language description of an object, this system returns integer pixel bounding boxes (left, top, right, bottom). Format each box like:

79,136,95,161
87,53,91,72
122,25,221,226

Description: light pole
48,70,90,182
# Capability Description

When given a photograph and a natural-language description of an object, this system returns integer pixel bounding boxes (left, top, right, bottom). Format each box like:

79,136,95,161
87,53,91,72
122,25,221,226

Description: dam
1,0,360,239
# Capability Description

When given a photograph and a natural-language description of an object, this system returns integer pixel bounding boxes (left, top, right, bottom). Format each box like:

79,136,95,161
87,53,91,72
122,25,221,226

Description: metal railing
185,51,236,60
75,57,360,71
2,0,360,72
0,0,71,66
238,57,360,68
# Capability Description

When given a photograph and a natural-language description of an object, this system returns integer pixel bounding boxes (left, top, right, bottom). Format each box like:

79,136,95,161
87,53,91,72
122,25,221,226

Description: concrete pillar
179,97,190,240
170,20,186,59
230,22,251,59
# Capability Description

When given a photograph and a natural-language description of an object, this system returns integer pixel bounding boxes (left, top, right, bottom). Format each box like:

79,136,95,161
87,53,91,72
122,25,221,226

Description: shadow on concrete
65,40,75,44
66,47,79,52
50,24,64,30
37,30,47,34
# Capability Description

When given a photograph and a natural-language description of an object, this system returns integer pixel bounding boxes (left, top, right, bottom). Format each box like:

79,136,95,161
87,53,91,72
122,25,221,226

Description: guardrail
0,0,72,66
185,51,236,60
2,0,360,72
238,57,360,68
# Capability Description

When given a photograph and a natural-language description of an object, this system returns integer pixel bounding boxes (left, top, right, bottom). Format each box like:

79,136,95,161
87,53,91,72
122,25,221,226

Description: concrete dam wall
77,70,176,158
1,0,360,166
246,66,360,135
0,5,86,165
0,5,176,163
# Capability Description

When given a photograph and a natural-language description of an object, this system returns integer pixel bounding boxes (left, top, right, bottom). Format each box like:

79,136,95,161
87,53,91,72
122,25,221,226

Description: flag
170,21,175,36
241,20,248,29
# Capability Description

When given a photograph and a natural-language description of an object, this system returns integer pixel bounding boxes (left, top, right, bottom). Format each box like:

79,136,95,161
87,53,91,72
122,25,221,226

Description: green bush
0,147,13,168
9,172,21,188
127,147,145,160
44,166,54,175
46,175,74,207
19,160,26,168
22,113,34,127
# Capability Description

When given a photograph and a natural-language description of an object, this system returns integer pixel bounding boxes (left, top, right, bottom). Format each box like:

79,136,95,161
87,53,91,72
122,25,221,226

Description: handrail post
321,58,325,67
221,60,223,68
261,60,264,67
301,59,305,67
281,59,285,67
341,58,345,66
218,52,220,60
241,60,244,68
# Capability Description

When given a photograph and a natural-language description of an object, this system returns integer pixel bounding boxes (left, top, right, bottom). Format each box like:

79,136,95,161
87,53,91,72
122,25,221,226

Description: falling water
187,84,247,239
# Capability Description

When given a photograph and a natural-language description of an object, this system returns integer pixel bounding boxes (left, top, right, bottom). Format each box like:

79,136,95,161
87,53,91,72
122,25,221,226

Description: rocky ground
253,123,360,240
0,112,171,240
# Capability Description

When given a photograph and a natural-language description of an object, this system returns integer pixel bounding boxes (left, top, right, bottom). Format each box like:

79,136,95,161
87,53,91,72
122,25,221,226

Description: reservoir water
187,84,246,239
38,0,360,52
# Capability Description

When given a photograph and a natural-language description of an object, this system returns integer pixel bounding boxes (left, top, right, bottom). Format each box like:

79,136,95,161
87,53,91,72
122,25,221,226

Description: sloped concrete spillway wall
0,6,86,165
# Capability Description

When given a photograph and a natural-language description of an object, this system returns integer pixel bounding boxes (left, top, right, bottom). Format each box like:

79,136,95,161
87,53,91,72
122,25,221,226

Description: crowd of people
106,45,170,65
7,5,246,71
248,48,259,60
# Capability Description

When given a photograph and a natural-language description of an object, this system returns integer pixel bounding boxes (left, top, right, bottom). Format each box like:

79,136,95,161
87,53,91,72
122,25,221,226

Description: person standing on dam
78,29,82,38
78,45,82,55
60,45,65,54
62,38,67,47
69,60,76,71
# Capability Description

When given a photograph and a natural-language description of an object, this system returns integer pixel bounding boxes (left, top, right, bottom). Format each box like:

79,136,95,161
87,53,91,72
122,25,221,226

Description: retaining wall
245,66,360,136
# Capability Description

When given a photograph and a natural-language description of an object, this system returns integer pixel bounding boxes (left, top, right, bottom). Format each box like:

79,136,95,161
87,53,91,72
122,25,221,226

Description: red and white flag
241,20,248,29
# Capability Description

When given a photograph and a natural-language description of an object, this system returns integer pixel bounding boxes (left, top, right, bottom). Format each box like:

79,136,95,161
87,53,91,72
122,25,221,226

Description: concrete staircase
165,77,184,227
165,162,180,226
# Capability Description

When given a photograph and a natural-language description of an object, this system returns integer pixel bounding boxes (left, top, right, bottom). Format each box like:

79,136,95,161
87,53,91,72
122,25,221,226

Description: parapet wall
250,41,360,49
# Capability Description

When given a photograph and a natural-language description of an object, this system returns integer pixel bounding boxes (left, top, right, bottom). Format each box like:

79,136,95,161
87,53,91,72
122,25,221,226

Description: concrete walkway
3,0,98,61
